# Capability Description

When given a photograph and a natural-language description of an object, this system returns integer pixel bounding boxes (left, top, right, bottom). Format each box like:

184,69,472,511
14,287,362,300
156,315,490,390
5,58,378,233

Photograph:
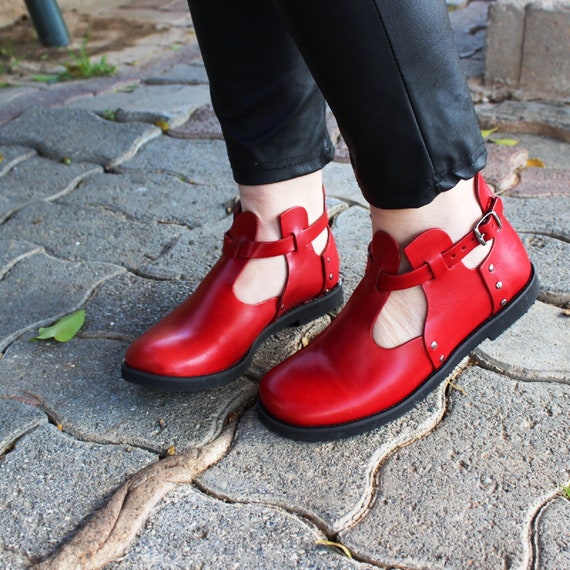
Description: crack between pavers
42,165,104,203
522,485,569,570
0,244,44,280
0,148,38,179
519,230,570,245
0,545,35,567
470,352,569,385
333,359,472,536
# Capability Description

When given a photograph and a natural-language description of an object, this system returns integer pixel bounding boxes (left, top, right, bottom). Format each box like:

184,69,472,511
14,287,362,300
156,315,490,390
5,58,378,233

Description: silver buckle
474,210,502,246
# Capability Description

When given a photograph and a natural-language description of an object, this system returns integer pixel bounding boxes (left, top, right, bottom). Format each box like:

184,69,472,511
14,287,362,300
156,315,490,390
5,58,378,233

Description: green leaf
481,127,499,139
489,137,519,146
31,309,85,342
562,484,570,499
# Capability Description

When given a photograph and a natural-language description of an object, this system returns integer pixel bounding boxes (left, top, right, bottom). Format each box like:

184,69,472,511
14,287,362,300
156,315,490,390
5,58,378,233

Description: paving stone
483,141,529,193
110,485,375,570
0,200,184,273
341,367,570,569
521,234,570,306
0,144,36,178
82,272,193,341
502,195,570,241
0,424,156,563
63,170,234,229
0,156,102,221
473,301,570,382
118,137,235,188
478,101,570,143
322,162,369,209
167,104,223,140
199,383,447,534
534,497,570,569
510,166,570,197
0,398,47,455
506,132,570,169
67,84,211,129
145,62,209,86
0,338,257,453
0,239,42,278
0,107,161,168
0,251,123,350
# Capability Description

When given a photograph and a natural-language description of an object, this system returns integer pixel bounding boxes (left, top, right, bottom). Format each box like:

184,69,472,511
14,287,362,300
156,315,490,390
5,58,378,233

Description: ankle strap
377,197,503,291
225,209,330,259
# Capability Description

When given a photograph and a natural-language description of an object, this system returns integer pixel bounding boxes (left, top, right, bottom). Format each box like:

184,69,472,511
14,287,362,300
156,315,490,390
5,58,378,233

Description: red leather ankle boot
258,174,539,441
122,198,342,391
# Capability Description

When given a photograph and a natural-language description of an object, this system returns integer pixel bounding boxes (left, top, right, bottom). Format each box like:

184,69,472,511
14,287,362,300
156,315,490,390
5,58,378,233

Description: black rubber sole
121,284,344,392
257,266,540,442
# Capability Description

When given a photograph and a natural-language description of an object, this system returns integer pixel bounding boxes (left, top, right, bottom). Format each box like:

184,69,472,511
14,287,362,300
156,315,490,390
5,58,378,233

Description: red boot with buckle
122,198,342,391
257,174,539,440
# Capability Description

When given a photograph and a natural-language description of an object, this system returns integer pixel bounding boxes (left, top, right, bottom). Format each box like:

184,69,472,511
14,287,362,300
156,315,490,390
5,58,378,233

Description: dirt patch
0,12,161,79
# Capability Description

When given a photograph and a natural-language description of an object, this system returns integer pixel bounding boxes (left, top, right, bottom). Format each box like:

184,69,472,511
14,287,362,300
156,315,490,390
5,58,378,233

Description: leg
257,0,538,439
121,0,342,390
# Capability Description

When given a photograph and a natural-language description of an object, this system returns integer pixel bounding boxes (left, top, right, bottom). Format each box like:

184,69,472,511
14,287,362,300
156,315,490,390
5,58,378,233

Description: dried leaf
155,119,170,132
31,309,85,343
526,157,546,168
316,540,353,559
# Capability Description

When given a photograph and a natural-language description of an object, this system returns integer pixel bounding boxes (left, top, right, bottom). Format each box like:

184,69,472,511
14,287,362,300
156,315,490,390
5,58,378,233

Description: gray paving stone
0,200,184,273
0,107,161,168
473,301,570,383
0,398,47,455
199,383,447,534
502,195,570,241
67,84,211,129
478,101,570,143
0,424,155,563
145,62,209,86
535,496,570,569
508,133,570,170
0,144,36,178
117,137,235,188
323,163,368,209
82,272,194,341
63,170,235,229
341,367,570,569
0,156,101,221
0,338,257,454
167,104,224,140
0,239,43,278
110,485,375,570
522,234,570,306
0,252,124,351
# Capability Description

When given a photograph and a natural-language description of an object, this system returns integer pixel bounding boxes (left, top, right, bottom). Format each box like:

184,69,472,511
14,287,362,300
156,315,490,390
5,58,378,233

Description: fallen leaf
31,309,86,343
526,157,546,168
481,127,499,139
315,540,353,559
489,137,519,146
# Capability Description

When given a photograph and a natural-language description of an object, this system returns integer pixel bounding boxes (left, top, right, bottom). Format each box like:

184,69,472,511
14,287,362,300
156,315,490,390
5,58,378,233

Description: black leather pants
186,0,486,209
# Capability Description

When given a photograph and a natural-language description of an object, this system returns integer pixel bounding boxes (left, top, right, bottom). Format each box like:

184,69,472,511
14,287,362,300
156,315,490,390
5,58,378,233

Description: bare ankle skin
235,170,327,304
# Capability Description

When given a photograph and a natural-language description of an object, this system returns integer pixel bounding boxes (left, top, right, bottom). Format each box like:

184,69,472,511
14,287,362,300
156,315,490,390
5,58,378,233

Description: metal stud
439,355,445,362
329,273,334,280
501,299,507,307
488,264,495,272
327,257,331,263
430,341,438,349
496,281,503,289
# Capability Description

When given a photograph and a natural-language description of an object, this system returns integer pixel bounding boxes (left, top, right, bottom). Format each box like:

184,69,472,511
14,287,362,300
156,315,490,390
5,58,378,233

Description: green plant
562,484,570,500
58,36,116,80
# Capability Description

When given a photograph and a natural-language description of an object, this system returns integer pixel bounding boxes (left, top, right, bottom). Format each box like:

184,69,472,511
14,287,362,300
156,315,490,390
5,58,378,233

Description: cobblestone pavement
0,1,569,568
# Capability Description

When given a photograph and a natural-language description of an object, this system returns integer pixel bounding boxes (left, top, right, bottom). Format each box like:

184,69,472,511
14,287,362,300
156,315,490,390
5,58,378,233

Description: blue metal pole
24,0,70,47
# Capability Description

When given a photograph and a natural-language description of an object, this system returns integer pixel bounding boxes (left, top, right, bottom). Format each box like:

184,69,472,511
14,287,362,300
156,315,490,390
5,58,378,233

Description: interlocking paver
0,145,36,178
110,486,376,570
0,425,156,563
0,252,124,350
0,156,101,221
0,239,42,277
340,367,570,569
534,497,570,569
0,399,47,454
67,84,211,128
0,108,161,168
